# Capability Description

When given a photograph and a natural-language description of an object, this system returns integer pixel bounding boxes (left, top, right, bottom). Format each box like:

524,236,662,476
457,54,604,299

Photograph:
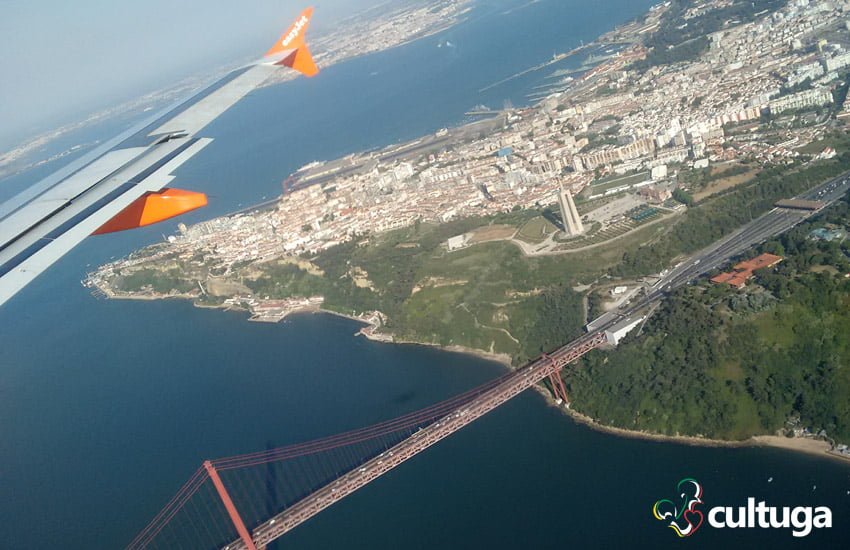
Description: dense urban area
89,0,850,452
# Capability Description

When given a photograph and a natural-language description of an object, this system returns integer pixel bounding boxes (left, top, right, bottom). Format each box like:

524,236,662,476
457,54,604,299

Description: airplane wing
0,7,319,307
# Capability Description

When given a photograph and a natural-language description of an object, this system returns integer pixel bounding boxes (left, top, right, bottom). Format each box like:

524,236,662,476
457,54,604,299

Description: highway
221,170,850,550
610,170,850,326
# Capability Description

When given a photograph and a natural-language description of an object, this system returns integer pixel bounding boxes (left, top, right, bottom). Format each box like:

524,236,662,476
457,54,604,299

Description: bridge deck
225,332,606,549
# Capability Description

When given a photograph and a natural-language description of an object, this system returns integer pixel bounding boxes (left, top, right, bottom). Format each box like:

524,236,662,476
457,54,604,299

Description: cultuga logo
653,478,705,537
652,478,833,538
282,16,309,47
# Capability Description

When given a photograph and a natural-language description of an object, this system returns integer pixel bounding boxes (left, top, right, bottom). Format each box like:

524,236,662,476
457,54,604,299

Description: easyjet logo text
282,16,309,47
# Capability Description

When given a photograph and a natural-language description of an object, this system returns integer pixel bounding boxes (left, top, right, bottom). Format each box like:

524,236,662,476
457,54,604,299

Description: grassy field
468,224,516,243
796,132,850,155
692,166,760,202
115,268,197,295
516,216,558,244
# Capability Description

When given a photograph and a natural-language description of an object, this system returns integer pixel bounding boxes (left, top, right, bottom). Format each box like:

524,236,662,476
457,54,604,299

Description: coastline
302,297,850,465
532,385,850,464
310,308,515,368
174,294,516,367
1,2,475,183
104,290,849,464
83,0,850,469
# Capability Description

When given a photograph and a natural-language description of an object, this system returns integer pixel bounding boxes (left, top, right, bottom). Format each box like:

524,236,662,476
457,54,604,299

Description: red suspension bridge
127,331,606,550
127,170,850,549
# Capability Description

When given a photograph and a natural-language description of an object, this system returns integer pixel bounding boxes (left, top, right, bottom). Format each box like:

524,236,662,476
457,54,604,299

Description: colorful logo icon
653,478,705,537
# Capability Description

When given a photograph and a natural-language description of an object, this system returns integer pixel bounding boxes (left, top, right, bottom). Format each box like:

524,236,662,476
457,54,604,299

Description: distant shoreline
85,0,850,467
0,1,475,182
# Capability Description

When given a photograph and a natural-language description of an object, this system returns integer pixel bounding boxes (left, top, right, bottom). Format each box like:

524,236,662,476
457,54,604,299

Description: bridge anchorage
128,330,607,550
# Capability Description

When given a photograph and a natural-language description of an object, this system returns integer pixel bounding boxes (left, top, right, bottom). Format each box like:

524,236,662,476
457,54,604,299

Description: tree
672,188,695,207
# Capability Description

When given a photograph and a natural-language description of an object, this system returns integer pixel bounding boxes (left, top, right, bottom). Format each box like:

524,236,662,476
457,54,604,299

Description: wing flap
0,8,320,307
0,148,149,249
0,139,212,305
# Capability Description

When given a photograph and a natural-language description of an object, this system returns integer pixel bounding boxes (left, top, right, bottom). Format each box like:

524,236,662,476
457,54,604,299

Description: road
228,332,607,550
225,170,850,550
596,169,850,330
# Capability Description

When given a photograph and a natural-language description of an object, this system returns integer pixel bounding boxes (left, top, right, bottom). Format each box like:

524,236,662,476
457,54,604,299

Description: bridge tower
542,354,570,404
203,461,259,550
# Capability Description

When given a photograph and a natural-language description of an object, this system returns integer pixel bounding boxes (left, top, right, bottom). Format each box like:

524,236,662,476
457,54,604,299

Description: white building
604,316,646,346
769,88,834,114
446,234,469,251
651,164,668,180
825,51,850,72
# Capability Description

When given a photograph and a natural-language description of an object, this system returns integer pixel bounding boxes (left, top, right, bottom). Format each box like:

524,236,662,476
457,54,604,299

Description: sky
0,0,375,149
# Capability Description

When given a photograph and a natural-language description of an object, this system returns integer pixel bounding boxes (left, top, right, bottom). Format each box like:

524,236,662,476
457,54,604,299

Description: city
5,1,850,547
91,0,850,324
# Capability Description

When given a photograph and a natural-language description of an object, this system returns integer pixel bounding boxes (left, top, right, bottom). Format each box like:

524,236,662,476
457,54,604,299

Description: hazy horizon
0,0,380,151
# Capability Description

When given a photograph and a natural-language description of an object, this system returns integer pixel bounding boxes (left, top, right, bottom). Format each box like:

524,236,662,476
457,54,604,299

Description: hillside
567,197,850,443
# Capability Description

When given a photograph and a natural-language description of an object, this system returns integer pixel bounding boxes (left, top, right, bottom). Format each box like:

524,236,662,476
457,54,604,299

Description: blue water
1,1,850,548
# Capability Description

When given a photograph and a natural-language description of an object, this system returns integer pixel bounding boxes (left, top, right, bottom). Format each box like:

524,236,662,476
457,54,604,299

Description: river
1,0,848,547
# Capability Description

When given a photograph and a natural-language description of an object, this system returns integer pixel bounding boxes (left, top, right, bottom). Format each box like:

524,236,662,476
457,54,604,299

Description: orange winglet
264,7,319,77
93,188,207,235
282,44,319,77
